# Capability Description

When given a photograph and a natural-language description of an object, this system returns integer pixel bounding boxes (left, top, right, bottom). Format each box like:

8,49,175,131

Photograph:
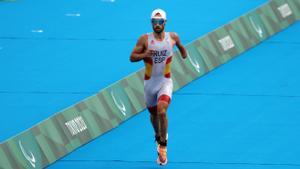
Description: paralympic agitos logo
187,51,201,73
111,90,127,116
249,16,263,38
19,140,36,168
110,85,132,117
248,14,265,39
17,132,42,169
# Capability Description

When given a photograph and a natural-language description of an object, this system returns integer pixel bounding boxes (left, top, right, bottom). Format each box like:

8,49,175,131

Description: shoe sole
157,157,168,166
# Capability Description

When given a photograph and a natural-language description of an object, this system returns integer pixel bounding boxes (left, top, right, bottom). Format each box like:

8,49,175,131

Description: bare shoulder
138,34,148,43
169,32,180,41
135,34,148,47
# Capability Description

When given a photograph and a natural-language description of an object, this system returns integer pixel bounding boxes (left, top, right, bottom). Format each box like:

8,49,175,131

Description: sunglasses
151,19,165,25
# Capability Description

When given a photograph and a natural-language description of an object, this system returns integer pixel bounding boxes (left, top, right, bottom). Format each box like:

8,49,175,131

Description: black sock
159,140,167,147
155,135,160,142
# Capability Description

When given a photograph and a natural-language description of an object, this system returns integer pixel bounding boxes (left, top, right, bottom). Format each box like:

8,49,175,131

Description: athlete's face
151,18,166,34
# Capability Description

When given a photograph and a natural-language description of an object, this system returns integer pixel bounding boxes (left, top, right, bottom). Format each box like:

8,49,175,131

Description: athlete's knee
157,102,168,116
158,94,171,105
157,95,170,115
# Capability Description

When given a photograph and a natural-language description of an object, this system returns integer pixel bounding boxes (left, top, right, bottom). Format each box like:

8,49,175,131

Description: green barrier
0,0,17,2
288,0,300,19
0,0,299,168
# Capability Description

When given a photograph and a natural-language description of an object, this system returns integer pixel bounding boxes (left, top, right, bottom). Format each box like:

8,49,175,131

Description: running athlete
130,9,188,165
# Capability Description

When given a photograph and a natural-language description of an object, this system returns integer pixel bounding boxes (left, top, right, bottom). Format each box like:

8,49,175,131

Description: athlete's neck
153,31,165,41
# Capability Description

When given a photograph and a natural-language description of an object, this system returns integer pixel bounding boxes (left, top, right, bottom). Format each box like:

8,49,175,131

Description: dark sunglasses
151,19,165,25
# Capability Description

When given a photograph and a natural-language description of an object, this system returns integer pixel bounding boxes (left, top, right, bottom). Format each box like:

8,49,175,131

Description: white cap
151,9,167,20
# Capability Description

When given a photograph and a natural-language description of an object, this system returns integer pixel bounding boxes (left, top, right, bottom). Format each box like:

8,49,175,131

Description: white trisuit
144,32,174,108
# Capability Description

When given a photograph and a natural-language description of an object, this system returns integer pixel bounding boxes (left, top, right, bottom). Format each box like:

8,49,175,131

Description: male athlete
130,9,187,165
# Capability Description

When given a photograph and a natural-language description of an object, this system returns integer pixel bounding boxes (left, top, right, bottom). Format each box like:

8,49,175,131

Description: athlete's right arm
130,35,153,62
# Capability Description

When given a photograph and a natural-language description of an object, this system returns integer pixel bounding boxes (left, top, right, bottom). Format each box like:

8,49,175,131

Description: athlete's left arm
171,32,188,59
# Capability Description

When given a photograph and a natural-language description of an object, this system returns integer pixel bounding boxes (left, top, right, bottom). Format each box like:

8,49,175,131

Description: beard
153,26,164,34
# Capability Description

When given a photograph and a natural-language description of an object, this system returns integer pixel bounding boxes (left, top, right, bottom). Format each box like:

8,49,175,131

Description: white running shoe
157,145,167,166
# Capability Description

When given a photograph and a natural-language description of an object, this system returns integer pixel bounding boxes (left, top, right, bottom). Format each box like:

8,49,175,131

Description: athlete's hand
143,50,155,59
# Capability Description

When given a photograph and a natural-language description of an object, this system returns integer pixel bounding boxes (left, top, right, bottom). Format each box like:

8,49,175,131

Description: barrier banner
0,0,299,168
